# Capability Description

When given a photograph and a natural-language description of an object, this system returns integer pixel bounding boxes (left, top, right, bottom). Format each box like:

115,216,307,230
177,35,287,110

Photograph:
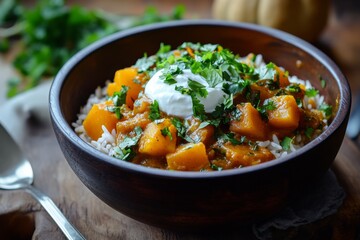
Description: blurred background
0,0,359,142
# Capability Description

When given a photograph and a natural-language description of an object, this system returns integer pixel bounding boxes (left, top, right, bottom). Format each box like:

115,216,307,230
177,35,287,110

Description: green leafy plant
0,0,185,97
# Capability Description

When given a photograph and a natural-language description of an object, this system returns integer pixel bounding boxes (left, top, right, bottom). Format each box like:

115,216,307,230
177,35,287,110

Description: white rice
73,55,327,161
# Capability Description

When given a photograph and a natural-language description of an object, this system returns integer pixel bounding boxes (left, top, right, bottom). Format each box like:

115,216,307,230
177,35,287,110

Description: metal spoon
0,123,85,240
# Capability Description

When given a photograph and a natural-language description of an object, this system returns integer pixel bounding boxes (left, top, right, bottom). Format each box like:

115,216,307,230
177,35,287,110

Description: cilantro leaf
112,86,128,106
113,127,143,161
281,137,293,151
305,88,319,97
200,68,223,88
319,103,333,118
320,76,326,88
305,127,314,138
149,100,161,121
257,100,276,121
220,133,246,145
161,127,173,140
171,118,194,143
256,63,277,80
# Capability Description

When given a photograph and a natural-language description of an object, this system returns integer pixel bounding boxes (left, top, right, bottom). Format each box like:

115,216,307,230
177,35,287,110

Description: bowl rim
49,19,351,179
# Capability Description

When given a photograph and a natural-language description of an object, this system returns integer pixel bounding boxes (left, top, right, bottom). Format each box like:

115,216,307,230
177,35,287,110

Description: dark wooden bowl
49,20,351,231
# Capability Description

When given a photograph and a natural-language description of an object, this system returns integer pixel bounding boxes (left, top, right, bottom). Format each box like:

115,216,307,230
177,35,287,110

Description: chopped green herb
281,137,293,151
112,86,128,106
319,103,333,117
161,127,173,140
221,133,246,145
210,164,223,171
319,76,326,88
188,79,208,98
305,88,319,97
157,43,171,54
2,1,185,97
257,100,276,121
305,127,314,138
113,126,143,161
149,100,161,121
287,84,301,93
171,118,194,143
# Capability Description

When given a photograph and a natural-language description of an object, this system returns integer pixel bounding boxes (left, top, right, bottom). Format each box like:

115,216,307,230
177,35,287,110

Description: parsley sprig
113,126,143,161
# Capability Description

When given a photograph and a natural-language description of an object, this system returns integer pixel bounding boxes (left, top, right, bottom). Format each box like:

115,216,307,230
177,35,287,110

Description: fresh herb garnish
319,103,333,117
112,86,128,106
258,100,276,121
220,133,246,145
149,99,161,121
107,86,128,119
171,118,194,143
320,76,326,88
210,164,223,171
287,84,302,93
305,88,319,97
305,127,314,138
281,137,293,151
161,126,173,140
113,126,143,161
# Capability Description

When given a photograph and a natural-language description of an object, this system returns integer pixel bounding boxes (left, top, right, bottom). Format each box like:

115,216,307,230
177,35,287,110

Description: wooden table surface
1,1,360,239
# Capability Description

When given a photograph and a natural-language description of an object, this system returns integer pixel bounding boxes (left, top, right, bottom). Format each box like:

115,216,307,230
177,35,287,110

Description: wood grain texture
0,1,360,239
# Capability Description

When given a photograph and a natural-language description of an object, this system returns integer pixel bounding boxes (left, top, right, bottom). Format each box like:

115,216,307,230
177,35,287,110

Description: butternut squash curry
75,42,333,171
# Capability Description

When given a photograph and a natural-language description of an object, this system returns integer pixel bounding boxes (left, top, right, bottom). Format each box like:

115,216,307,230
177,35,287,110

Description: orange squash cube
166,142,209,171
230,103,267,140
222,143,274,167
138,119,177,156
83,101,118,140
107,67,142,108
267,95,300,130
275,66,290,88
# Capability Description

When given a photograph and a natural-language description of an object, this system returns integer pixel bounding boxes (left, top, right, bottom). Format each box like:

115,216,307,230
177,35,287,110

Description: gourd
230,103,267,140
83,100,118,140
166,142,209,171
138,118,177,156
212,0,330,42
267,95,300,130
221,142,274,167
107,67,143,108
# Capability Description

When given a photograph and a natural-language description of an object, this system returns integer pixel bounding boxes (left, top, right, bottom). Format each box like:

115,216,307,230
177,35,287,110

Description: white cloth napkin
0,81,52,141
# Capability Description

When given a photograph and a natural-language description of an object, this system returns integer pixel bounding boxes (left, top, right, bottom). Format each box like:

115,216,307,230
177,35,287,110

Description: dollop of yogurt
145,69,226,118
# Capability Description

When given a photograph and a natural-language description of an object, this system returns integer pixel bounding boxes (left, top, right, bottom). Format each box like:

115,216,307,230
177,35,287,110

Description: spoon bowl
0,123,85,240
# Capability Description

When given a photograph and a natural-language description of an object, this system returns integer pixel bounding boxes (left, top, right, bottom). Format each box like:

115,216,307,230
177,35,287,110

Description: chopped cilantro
171,118,194,143
210,164,223,171
157,42,171,54
113,127,143,161
200,68,223,88
221,133,246,145
256,63,277,80
319,103,333,117
188,79,208,98
287,84,301,93
281,137,293,151
149,100,161,121
112,86,128,106
305,88,319,97
305,127,314,138
258,100,276,121
161,127,173,140
135,54,156,73
320,76,326,88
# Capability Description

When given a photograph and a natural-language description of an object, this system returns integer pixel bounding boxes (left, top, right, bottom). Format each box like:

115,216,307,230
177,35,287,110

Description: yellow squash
212,0,330,42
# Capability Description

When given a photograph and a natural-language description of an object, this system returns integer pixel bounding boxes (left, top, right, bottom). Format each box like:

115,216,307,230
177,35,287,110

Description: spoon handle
25,185,86,240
